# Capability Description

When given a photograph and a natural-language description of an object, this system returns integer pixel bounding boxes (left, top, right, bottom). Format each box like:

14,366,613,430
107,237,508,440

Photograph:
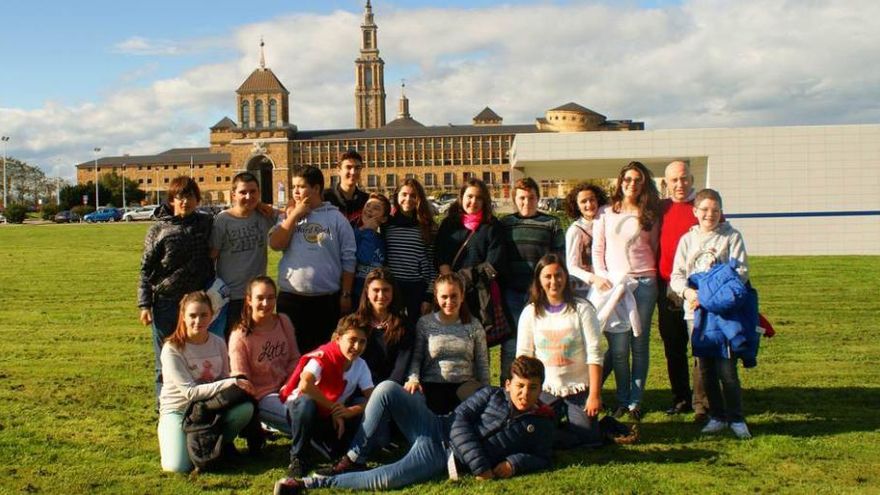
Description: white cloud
113,36,182,56
3,0,880,181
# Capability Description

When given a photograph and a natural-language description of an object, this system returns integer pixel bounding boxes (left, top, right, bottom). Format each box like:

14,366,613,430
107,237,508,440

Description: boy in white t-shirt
278,315,374,477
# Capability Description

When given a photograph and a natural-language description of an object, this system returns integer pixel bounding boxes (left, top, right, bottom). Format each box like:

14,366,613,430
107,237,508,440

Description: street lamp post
1,136,9,209
121,162,127,209
93,147,101,208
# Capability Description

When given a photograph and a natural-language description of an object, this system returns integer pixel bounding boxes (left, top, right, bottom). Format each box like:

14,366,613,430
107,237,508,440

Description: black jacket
137,204,214,307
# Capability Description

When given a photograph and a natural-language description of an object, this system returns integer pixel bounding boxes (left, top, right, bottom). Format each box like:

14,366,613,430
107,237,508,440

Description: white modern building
510,124,880,255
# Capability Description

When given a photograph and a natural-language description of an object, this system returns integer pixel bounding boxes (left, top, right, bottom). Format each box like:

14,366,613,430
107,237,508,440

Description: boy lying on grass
274,355,555,493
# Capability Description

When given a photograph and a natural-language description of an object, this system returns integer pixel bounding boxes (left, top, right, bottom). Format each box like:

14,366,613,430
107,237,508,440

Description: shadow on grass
630,386,880,445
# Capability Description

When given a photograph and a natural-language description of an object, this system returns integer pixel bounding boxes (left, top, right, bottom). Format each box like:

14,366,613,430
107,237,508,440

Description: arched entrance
246,155,275,205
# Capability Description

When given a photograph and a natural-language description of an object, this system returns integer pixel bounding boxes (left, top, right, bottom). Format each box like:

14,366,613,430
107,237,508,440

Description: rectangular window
138,179,144,184
164,178,170,184
147,178,152,184
502,171,510,184
463,172,472,182
405,173,415,180
443,172,454,187
386,174,396,187
367,174,378,188
216,176,222,182
482,171,493,184
424,173,435,187
198,177,204,182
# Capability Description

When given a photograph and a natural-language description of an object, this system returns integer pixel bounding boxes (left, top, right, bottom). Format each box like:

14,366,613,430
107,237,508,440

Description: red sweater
658,198,697,282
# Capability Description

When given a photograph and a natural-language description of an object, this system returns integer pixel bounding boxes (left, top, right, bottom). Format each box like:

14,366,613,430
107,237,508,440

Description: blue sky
1,0,877,181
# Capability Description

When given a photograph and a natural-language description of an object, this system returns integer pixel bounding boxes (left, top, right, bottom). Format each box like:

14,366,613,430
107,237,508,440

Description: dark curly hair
564,182,609,220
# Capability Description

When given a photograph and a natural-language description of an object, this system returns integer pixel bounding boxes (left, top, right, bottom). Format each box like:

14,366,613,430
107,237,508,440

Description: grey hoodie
275,202,357,295
669,221,749,320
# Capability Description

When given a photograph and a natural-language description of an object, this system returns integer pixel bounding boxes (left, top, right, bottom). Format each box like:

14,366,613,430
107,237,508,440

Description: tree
2,158,51,207
59,182,112,210
99,171,146,207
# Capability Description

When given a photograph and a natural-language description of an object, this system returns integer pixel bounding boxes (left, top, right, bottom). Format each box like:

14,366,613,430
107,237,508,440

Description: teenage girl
228,276,301,438
516,254,605,448
157,291,253,472
564,183,609,298
592,161,660,421
354,267,414,384
405,273,490,414
385,178,438,327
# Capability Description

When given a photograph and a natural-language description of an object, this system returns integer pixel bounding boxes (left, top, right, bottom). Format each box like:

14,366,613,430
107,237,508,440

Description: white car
123,206,157,222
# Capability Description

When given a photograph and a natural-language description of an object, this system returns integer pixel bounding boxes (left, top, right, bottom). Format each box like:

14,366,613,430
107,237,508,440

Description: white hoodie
669,221,749,320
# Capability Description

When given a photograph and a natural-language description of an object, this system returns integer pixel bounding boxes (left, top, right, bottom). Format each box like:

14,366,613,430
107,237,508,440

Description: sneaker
701,418,727,434
288,456,305,479
274,477,305,495
730,422,752,439
627,407,642,422
246,430,265,455
611,406,628,419
665,400,693,415
316,455,367,476
612,423,640,445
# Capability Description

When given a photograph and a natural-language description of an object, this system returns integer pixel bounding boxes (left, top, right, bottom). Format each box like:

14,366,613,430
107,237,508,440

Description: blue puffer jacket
449,386,555,477
690,260,760,367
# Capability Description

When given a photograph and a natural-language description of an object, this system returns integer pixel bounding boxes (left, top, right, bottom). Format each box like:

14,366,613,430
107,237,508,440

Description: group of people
137,151,759,491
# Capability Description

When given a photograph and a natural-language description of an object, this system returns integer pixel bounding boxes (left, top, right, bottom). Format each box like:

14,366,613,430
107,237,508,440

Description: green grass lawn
0,223,878,494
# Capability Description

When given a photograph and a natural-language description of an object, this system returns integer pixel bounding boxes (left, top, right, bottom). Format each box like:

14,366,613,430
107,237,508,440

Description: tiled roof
384,116,425,128
75,149,230,168
549,102,605,118
210,117,237,130
236,68,289,94
473,106,502,121
294,123,543,141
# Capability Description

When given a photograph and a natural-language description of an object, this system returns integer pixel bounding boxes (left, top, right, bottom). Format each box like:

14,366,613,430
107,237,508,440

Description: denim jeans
500,288,529,384
396,280,428,329
307,381,448,490
602,277,657,409
543,391,603,449
699,356,744,423
157,402,254,472
151,296,182,399
287,395,363,460
258,393,291,434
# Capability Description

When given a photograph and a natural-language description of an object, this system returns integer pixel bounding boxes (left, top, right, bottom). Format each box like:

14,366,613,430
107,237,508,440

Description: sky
1,0,878,182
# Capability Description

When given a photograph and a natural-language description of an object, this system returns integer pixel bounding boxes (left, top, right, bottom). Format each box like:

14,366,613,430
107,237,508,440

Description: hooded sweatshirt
669,221,749,320
275,202,357,295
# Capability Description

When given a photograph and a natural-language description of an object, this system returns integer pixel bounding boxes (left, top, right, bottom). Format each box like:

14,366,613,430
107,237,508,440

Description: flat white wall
511,124,880,255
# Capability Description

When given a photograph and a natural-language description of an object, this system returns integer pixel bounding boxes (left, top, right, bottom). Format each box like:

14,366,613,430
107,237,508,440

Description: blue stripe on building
725,210,880,219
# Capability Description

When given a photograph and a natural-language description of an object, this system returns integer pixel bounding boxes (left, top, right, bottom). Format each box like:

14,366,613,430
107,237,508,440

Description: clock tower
355,0,386,129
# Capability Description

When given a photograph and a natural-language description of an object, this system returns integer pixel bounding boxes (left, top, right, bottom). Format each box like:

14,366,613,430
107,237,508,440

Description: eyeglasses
622,177,644,185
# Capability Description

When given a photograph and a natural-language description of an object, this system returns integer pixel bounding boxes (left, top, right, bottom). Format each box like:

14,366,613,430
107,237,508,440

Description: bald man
657,160,707,421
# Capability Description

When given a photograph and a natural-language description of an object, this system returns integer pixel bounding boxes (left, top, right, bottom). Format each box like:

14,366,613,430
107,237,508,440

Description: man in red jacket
657,160,707,421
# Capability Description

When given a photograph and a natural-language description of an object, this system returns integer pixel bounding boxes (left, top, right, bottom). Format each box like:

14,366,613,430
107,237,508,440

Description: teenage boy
210,172,278,337
274,355,555,493
270,166,357,354
324,150,368,225
499,178,564,382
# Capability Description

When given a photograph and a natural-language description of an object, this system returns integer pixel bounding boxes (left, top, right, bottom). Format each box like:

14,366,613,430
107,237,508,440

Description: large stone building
76,1,642,205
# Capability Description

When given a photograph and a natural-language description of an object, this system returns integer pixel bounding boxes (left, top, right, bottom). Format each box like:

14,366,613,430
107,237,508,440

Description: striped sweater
384,212,437,300
500,212,565,292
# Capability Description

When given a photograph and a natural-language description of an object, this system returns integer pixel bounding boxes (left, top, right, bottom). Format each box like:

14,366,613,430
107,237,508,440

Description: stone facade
75,1,643,206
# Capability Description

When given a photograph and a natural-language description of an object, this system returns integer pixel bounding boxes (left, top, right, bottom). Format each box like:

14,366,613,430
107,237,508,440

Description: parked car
122,206,157,222
437,193,457,204
54,210,82,223
83,207,122,223
196,205,222,217
0,212,6,223
538,197,565,213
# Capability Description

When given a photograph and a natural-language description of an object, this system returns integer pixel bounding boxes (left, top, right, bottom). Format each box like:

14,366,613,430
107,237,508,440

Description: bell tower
355,0,386,129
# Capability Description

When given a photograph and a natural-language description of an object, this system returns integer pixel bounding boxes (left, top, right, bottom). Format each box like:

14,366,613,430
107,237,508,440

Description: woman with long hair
385,178,438,327
591,161,660,421
516,254,605,448
354,267,414,384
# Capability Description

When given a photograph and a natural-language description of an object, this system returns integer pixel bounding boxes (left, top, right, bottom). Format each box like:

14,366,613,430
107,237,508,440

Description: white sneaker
730,422,752,439
701,418,727,434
